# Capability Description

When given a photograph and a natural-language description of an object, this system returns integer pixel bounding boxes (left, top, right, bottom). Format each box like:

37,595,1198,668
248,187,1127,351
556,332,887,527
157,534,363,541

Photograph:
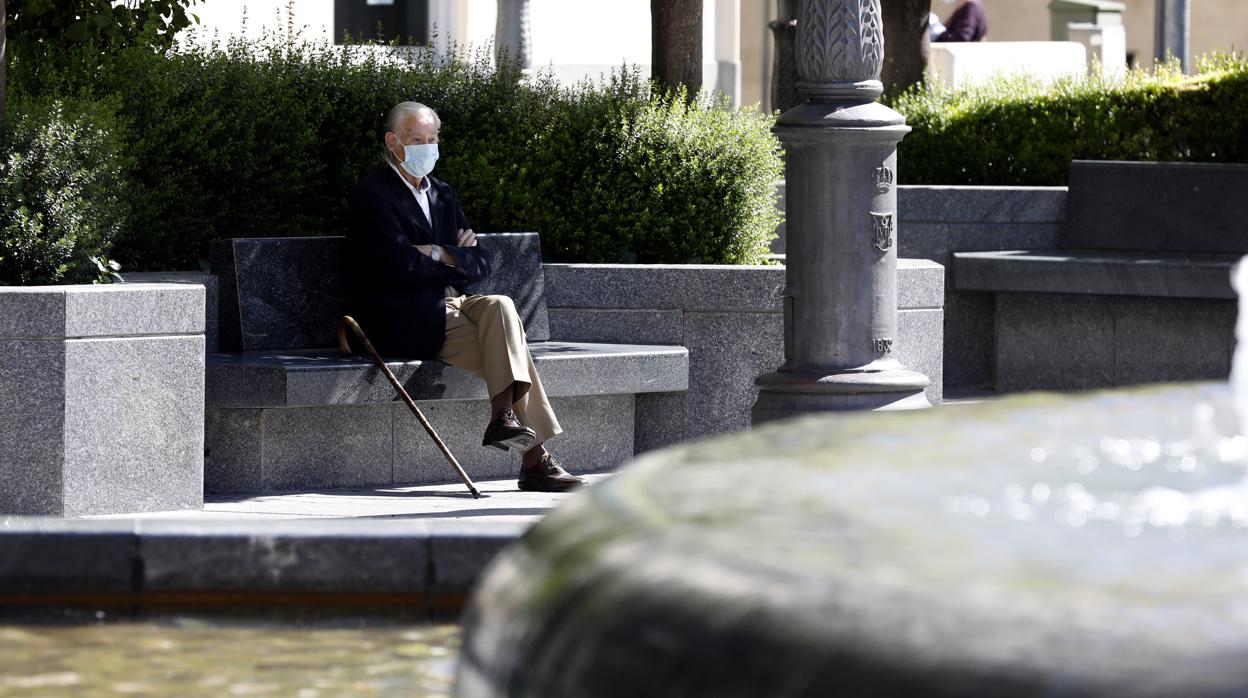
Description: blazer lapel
426,182,443,241
381,166,433,240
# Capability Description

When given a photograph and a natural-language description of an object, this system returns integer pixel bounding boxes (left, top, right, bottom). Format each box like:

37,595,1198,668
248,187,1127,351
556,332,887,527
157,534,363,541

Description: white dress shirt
388,163,460,297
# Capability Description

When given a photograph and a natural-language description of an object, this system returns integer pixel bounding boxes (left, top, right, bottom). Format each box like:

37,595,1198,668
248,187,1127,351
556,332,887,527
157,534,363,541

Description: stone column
1154,0,1190,72
753,0,929,424
495,0,532,69
768,0,800,114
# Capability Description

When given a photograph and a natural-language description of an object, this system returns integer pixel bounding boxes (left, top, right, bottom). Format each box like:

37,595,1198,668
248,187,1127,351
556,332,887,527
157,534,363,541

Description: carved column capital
796,0,884,102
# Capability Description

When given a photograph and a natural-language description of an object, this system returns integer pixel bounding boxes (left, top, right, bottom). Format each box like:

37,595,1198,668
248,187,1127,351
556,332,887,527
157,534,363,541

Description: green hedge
891,55,1248,186
0,97,131,285
9,36,782,270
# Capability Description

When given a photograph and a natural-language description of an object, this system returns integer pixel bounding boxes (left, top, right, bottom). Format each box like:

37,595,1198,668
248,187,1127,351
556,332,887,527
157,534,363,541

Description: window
334,0,429,45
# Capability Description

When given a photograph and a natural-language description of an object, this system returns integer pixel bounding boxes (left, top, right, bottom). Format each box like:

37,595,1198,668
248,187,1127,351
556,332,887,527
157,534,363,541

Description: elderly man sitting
345,101,585,492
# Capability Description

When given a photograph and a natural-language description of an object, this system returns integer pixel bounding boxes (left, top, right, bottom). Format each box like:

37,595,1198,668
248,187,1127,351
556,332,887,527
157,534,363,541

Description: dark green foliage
6,0,201,52
891,55,1248,185
0,96,130,285
9,34,782,270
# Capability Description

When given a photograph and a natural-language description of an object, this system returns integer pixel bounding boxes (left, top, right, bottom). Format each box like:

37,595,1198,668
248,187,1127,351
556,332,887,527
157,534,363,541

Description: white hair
384,102,441,164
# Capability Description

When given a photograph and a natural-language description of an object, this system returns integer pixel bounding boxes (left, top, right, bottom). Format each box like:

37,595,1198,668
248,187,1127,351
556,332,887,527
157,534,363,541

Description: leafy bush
7,0,202,52
891,54,1248,185
0,97,130,285
9,33,782,269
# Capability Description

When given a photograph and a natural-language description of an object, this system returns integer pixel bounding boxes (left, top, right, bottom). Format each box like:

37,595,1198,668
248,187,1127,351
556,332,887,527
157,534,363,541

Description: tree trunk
881,0,931,96
1,0,7,131
651,0,702,99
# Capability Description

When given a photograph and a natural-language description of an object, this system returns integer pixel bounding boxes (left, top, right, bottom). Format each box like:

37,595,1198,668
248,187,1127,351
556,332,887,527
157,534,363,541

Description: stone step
207,341,689,409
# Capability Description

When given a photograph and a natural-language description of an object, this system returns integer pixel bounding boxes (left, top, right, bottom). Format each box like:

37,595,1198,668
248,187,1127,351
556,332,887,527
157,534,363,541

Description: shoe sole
483,430,538,452
517,479,585,493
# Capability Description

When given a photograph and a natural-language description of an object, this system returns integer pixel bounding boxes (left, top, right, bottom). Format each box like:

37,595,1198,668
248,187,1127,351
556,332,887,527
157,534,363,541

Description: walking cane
338,316,481,499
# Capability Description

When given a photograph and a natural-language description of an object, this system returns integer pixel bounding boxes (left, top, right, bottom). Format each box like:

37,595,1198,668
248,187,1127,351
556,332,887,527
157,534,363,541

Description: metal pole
1,0,8,132
753,0,930,424
1154,0,1191,72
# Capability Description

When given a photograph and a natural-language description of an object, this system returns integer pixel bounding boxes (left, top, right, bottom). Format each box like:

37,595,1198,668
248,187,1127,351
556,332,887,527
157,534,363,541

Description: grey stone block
392,394,633,484
137,519,432,593
466,232,551,342
548,309,685,345
61,336,205,516
0,289,66,338
1063,160,1248,253
392,399,518,484
206,342,688,408
899,185,1067,224
0,339,66,515
896,259,945,309
899,222,1064,265
126,272,220,352
898,308,944,406
547,263,939,313
0,284,203,339
429,520,522,592
943,291,996,391
212,234,550,353
204,409,264,493
1112,297,1235,386
0,520,136,592
260,404,395,491
635,392,688,453
545,265,787,312
996,293,1115,391
683,311,785,438
954,250,1238,299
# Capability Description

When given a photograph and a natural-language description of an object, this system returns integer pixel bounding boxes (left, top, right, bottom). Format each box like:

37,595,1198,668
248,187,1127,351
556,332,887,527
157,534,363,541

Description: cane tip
470,487,482,499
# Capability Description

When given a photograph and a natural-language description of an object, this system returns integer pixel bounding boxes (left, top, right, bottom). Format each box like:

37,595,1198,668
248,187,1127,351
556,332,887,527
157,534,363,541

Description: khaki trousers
437,294,562,444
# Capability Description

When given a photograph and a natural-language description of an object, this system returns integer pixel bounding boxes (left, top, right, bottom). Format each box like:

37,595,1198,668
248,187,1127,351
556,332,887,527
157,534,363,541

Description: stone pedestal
0,284,205,516
1154,0,1190,71
753,0,929,424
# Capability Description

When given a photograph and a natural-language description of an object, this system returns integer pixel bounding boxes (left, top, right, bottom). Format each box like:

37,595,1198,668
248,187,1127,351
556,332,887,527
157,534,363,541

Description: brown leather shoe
483,408,537,452
518,453,586,492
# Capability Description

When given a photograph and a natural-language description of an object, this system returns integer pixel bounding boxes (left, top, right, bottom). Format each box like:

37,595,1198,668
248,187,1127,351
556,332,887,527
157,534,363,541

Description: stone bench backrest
212,233,550,353
1061,160,1248,255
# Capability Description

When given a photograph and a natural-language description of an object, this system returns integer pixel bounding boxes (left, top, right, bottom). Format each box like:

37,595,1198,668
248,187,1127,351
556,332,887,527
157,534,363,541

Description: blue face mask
399,142,439,178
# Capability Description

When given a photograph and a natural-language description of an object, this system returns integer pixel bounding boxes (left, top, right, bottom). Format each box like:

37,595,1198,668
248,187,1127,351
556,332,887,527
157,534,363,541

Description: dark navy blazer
346,165,491,358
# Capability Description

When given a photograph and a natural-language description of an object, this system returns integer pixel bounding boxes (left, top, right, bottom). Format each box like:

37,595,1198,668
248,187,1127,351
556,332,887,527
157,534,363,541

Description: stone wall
0,284,205,516
898,186,1067,391
775,184,1066,392
544,262,945,450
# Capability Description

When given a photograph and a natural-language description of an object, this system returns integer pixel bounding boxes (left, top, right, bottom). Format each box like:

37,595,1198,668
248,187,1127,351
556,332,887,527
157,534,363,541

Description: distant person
935,0,988,43
929,11,947,42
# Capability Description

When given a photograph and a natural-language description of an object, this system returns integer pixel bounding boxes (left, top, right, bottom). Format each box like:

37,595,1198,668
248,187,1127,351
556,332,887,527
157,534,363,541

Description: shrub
10,33,782,269
0,97,130,285
891,54,1248,185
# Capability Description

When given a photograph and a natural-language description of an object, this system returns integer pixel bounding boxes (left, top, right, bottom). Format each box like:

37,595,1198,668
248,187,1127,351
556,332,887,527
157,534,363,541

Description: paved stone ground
88,475,614,524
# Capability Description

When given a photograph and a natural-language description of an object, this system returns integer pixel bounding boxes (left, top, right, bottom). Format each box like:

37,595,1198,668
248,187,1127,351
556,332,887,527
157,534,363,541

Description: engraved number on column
873,338,893,354
871,212,894,252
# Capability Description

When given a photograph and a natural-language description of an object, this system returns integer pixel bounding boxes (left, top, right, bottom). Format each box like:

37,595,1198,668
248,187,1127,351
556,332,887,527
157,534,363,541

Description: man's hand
457,228,477,247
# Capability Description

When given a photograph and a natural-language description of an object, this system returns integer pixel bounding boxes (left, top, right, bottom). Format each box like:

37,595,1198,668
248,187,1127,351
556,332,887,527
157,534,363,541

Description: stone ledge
0,284,204,339
545,261,945,312
953,250,1237,299
0,516,524,600
899,186,1067,224
207,341,689,409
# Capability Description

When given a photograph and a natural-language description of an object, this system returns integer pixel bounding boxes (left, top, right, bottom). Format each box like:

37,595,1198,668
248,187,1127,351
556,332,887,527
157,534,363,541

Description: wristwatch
430,245,442,263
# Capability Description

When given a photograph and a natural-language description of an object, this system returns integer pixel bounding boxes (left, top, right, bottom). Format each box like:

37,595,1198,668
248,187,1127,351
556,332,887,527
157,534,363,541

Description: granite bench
205,234,689,493
952,160,1248,391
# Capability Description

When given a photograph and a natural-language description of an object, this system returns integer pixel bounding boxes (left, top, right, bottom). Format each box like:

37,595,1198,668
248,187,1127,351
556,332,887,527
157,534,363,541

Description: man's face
386,113,439,163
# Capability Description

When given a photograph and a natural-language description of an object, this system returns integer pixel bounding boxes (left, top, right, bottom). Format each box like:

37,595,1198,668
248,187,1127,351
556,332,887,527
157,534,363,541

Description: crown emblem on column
873,166,894,193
